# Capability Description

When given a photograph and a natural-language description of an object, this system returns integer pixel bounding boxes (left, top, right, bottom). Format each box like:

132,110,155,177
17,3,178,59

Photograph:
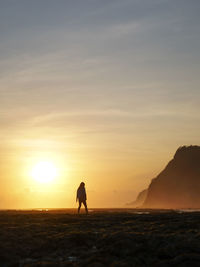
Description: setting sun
31,161,58,183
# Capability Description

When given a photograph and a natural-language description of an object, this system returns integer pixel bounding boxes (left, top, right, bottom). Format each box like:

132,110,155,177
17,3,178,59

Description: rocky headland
131,146,200,209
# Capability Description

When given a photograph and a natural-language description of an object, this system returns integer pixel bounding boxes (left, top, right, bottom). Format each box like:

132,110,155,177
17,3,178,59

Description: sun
31,161,58,183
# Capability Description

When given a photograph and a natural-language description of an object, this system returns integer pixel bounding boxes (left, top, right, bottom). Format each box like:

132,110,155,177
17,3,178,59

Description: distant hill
131,146,200,209
126,189,148,208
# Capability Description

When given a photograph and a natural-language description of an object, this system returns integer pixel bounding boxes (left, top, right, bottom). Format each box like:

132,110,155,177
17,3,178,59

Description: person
76,182,88,214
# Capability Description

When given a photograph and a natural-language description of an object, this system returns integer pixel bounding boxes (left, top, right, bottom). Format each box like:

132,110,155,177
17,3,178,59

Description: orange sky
0,1,200,208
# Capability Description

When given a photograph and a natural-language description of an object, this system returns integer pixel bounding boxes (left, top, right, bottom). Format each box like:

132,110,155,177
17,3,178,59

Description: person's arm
76,190,78,202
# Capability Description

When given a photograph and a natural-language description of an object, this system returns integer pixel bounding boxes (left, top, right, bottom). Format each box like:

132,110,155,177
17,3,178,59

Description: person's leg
83,200,88,214
78,200,82,214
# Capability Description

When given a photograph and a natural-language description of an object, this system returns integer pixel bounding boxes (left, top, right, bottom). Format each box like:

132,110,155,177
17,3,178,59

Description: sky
0,0,200,208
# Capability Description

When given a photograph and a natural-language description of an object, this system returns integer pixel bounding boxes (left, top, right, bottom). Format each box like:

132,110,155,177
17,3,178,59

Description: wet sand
0,209,200,266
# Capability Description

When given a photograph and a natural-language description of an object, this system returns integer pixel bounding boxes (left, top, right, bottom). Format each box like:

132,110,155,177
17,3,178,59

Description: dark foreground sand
0,209,200,266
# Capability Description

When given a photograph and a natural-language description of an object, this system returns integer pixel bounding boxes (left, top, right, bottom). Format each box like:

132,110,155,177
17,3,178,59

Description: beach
0,209,200,266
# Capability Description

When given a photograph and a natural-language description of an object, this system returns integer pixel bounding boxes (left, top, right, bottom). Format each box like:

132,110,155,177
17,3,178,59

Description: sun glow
31,161,58,183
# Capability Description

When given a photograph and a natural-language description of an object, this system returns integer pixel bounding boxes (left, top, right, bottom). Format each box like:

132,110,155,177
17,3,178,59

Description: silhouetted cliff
141,146,200,208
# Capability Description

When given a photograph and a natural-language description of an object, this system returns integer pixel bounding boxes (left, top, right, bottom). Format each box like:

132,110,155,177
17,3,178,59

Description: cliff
142,146,200,208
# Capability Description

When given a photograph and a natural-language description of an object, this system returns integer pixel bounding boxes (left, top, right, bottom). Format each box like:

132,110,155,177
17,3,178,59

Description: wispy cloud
0,0,200,208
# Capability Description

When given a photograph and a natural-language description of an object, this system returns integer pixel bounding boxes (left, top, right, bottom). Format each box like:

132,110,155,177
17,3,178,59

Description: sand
0,209,200,266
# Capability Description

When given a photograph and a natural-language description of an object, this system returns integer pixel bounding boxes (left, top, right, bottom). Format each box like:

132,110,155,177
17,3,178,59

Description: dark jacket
77,186,87,201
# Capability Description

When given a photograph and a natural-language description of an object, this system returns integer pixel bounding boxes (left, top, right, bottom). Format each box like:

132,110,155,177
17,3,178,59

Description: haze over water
0,0,200,209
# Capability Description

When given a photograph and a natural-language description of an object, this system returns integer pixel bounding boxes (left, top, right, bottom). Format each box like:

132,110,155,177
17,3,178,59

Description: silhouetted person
76,182,88,214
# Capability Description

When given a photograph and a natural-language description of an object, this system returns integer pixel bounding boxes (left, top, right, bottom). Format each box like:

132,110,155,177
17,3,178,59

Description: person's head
80,182,85,187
